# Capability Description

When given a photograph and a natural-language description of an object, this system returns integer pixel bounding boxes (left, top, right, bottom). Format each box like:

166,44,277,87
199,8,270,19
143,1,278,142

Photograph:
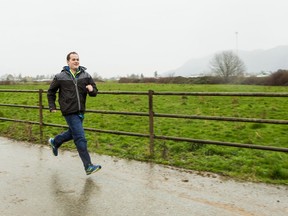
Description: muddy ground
0,137,287,216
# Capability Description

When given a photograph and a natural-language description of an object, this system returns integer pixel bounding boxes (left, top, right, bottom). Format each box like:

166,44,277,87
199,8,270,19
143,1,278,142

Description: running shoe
48,138,58,156
86,164,101,175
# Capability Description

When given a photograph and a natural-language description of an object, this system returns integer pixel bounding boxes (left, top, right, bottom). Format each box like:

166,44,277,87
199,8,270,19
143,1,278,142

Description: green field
0,83,288,184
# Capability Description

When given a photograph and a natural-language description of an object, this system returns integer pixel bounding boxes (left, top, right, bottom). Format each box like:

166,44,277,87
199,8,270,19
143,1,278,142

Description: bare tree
210,50,246,82
92,72,102,81
154,71,158,78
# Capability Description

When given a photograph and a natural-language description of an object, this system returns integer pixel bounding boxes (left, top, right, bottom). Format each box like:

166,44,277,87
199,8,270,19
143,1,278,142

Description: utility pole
235,31,238,55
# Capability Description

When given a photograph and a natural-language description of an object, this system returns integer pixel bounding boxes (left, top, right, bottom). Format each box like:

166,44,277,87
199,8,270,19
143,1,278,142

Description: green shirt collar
69,68,81,78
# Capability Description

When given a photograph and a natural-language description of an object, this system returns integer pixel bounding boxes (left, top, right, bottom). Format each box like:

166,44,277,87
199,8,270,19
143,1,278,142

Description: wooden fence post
148,90,154,156
39,89,43,144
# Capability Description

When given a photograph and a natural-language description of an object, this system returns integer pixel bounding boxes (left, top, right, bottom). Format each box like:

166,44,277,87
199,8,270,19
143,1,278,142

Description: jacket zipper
70,72,81,111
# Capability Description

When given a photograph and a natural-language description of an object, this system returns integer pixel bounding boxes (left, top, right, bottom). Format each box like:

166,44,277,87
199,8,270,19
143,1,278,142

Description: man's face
67,54,80,71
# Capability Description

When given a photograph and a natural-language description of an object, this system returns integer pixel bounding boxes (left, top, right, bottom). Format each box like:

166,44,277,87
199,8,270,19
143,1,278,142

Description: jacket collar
62,66,87,73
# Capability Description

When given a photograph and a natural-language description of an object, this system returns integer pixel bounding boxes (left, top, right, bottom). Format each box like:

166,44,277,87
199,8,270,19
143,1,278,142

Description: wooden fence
1,89,288,155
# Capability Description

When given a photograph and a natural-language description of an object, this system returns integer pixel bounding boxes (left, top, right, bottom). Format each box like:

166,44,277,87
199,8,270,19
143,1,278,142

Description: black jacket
47,66,98,115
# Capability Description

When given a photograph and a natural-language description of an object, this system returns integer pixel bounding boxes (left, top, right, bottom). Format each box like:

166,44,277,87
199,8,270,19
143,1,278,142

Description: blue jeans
53,113,92,169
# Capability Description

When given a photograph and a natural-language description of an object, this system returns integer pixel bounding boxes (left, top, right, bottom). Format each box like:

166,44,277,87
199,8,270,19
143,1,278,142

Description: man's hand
50,110,57,113
86,84,93,92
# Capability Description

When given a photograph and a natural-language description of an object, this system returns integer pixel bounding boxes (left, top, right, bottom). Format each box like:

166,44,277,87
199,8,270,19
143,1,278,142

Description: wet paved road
0,137,287,216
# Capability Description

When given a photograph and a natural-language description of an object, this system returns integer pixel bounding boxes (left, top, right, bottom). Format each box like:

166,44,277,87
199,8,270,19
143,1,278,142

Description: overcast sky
1,0,288,78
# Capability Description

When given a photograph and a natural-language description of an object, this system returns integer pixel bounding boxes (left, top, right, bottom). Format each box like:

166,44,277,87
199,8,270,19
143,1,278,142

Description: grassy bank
0,83,288,184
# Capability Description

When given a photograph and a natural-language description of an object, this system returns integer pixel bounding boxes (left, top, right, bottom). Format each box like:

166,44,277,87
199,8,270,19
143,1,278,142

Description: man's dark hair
66,52,78,61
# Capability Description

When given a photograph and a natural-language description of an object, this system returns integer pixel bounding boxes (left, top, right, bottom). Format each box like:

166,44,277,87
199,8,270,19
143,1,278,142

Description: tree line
1,50,288,86
119,50,288,86
117,70,288,86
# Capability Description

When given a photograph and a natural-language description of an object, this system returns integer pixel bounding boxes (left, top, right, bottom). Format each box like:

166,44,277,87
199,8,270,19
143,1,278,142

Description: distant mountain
163,45,288,77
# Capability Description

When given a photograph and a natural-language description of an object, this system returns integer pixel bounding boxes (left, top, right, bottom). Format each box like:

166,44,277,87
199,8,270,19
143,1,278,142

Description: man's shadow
50,172,101,216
